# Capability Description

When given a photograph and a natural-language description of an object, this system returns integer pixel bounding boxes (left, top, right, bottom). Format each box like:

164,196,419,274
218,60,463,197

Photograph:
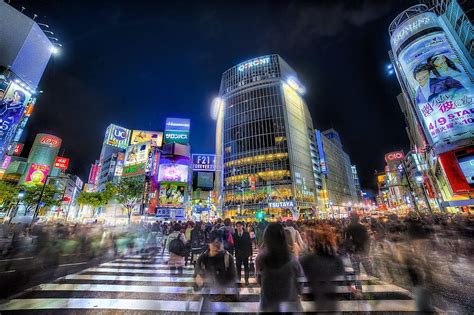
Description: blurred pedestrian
256,223,304,312
167,223,187,276
233,221,252,285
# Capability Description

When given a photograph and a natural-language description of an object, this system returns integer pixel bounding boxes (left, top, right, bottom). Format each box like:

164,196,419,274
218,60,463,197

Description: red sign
13,143,24,156
63,196,71,202
439,150,472,194
39,135,61,148
54,157,70,170
384,151,404,163
249,176,256,191
89,164,99,184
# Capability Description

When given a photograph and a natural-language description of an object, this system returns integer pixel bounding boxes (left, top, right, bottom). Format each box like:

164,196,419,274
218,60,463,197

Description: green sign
122,163,145,177
164,130,189,145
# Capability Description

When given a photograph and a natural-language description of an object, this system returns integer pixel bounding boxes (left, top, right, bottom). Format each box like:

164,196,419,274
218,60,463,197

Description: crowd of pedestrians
147,212,473,312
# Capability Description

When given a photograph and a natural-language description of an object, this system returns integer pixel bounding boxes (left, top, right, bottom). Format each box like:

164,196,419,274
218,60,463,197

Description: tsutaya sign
268,201,294,208
238,57,270,72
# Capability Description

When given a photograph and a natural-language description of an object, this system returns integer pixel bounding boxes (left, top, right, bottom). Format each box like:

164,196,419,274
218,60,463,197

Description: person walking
167,223,187,276
233,221,252,285
256,223,304,312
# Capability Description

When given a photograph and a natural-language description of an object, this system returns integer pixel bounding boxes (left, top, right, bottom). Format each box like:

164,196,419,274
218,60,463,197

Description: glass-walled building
216,54,319,220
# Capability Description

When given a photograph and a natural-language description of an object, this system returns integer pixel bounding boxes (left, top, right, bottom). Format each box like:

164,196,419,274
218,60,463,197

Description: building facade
19,133,61,185
216,55,319,220
316,129,358,210
389,3,474,212
0,1,54,164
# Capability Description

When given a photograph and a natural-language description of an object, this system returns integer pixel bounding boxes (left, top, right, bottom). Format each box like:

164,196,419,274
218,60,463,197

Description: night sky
16,0,414,190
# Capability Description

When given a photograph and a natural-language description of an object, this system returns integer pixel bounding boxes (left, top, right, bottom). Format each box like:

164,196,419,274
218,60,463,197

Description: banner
158,183,186,207
398,32,474,153
25,163,50,185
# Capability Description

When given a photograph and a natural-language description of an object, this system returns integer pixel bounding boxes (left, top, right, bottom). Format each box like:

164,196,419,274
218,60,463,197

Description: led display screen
398,32,474,153
158,163,188,182
158,182,186,207
197,171,214,190
458,154,474,185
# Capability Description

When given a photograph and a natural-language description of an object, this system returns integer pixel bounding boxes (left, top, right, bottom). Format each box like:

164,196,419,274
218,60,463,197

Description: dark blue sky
17,0,413,189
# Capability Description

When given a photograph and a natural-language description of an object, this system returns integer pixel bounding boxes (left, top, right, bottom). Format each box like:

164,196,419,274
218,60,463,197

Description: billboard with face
397,31,474,153
104,124,131,149
130,130,163,147
158,182,186,207
0,80,31,160
157,163,188,182
124,142,151,166
25,163,50,185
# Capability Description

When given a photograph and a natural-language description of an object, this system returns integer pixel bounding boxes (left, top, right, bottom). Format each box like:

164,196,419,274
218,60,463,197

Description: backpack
169,234,187,256
219,227,234,249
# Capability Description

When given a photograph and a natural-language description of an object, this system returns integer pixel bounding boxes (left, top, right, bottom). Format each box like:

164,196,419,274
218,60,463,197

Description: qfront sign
192,154,216,171
268,201,294,208
39,135,61,148
238,57,270,72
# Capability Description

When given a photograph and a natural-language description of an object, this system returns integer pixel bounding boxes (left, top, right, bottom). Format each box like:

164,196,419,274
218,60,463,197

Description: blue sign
165,118,190,132
192,154,216,171
113,127,128,140
315,130,327,175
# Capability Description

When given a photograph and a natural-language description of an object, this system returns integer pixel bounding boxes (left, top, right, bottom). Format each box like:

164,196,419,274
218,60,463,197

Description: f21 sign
192,154,216,171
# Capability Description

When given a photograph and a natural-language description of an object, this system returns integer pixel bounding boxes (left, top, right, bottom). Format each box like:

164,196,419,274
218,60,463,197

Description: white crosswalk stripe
0,249,418,313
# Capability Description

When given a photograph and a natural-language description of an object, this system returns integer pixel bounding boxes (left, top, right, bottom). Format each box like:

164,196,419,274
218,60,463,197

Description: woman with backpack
167,223,187,276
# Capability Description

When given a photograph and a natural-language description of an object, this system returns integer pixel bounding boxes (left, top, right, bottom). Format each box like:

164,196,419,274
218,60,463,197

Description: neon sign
238,57,270,72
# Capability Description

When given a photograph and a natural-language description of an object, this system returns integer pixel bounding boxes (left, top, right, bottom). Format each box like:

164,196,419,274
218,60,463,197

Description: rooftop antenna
38,23,50,28
20,6,25,13
33,14,38,20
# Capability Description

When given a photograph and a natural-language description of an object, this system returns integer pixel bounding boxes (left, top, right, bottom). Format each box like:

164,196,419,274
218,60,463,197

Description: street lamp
9,189,25,223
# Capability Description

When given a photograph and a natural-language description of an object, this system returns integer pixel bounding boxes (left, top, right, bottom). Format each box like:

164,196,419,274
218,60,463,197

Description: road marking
0,256,33,262
58,262,88,267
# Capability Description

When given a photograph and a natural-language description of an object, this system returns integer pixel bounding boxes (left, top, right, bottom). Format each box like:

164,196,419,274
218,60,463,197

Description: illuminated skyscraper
216,55,320,219
0,1,55,164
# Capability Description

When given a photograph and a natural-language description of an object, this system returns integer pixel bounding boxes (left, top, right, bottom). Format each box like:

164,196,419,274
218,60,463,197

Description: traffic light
256,211,264,220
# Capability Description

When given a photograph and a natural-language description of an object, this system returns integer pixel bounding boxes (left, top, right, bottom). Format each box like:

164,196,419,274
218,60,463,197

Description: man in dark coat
233,221,252,285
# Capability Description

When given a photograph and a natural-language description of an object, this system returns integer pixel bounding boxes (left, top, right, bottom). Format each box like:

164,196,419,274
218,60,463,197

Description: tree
21,185,61,216
76,183,116,220
114,177,145,224
0,181,19,211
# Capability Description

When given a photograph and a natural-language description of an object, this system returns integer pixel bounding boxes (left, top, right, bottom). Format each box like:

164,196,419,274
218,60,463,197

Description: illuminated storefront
216,54,320,220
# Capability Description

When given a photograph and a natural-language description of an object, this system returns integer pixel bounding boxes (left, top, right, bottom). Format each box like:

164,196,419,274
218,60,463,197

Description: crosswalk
0,249,419,313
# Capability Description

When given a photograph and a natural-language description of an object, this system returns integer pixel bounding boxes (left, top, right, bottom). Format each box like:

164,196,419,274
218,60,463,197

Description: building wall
320,132,358,207
219,55,319,218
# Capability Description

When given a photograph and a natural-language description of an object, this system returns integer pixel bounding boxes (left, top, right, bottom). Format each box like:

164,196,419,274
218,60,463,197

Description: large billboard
192,154,216,171
158,182,186,207
25,163,50,185
124,142,151,166
165,118,190,132
104,124,131,149
0,80,31,160
197,171,214,189
157,163,188,182
130,130,163,147
164,130,189,145
394,22,473,153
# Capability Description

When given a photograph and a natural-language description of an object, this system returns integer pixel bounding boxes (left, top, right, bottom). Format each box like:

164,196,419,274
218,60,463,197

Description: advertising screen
122,163,146,177
165,118,190,132
1,155,11,169
88,163,99,184
0,81,31,159
398,32,474,153
164,130,189,145
114,152,125,176
54,157,69,170
130,130,163,147
192,154,216,171
25,163,50,185
104,124,131,149
124,142,150,166
158,183,186,207
458,154,474,185
197,171,214,189
158,163,188,182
